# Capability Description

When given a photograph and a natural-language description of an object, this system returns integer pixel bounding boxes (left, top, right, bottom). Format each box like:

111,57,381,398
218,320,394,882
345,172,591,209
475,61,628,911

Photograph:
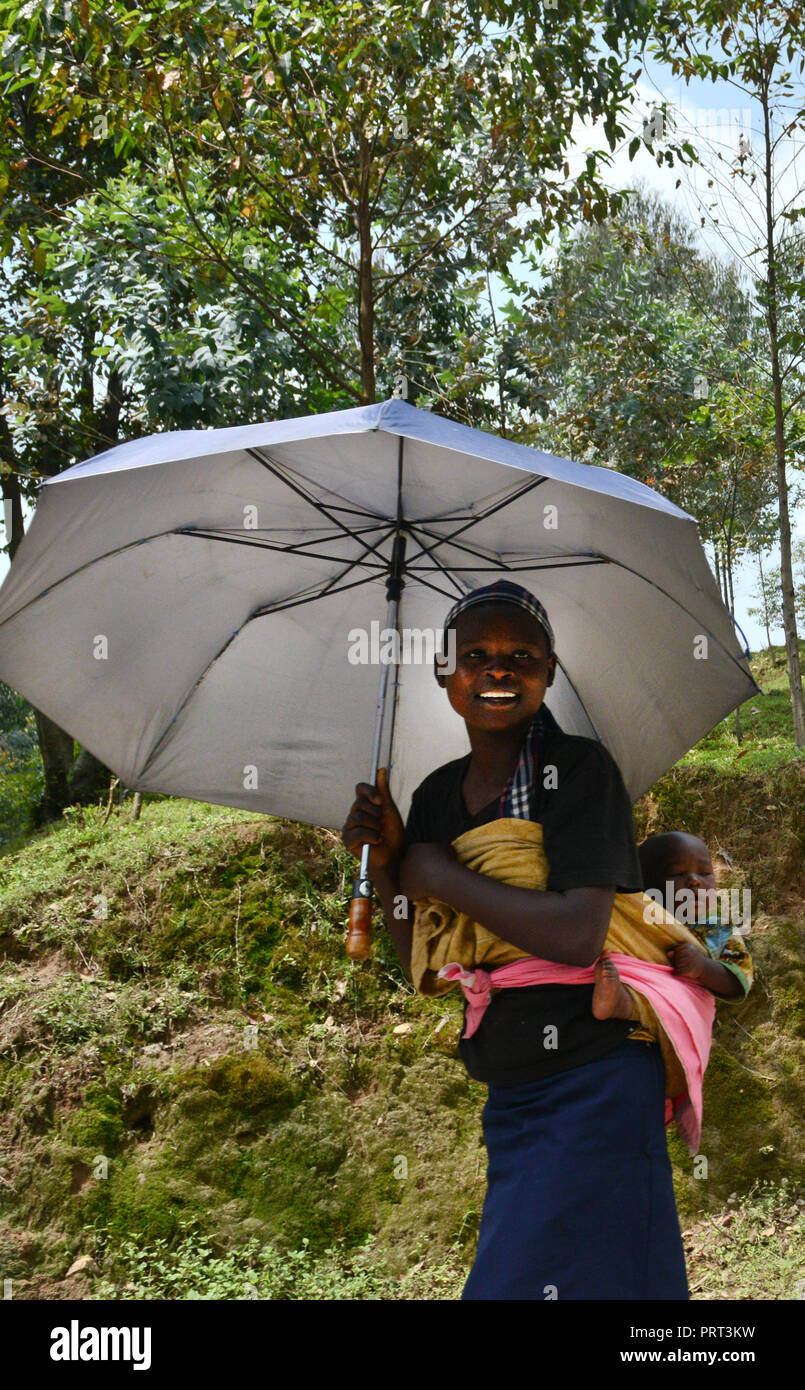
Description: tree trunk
497,368,507,438
486,273,507,437
762,83,805,746
715,542,729,610
725,545,743,742
2,373,117,819
97,366,124,446
68,747,112,804
33,710,75,821
357,132,376,405
757,551,773,652
0,434,25,557
3,431,79,822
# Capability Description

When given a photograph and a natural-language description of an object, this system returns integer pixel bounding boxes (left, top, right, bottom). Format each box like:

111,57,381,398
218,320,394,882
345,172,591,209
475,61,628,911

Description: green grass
88,1228,467,1301
83,1179,803,1301
685,1180,805,1300
0,643,803,1299
679,640,805,777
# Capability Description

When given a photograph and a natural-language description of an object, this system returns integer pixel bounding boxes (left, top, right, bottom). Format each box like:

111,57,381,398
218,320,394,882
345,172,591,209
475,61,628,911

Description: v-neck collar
455,703,559,822
457,752,507,821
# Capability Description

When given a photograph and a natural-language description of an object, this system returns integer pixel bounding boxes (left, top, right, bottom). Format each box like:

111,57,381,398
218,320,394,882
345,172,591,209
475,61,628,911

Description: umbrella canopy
0,398,758,824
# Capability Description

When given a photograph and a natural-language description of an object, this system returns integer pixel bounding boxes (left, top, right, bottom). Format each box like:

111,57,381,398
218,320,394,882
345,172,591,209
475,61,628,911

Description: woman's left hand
398,842,458,902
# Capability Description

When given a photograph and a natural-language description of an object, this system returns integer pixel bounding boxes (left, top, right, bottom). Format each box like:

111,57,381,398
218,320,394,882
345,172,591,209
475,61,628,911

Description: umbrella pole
346,532,406,960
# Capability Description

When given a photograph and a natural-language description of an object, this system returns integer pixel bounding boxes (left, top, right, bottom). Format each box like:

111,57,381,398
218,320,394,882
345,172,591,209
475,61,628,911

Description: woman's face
436,603,556,732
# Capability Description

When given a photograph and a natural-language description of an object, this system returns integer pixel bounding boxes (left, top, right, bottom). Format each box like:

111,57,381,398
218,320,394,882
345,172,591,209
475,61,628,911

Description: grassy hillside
0,646,804,1300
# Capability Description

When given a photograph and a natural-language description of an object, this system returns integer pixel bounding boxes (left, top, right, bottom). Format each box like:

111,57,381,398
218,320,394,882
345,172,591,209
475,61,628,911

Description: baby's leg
592,950,637,1021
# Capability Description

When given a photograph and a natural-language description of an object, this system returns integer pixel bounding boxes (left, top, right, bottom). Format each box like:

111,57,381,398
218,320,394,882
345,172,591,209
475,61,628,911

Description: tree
502,185,779,738
0,6,332,813
652,0,805,744
0,0,678,816
748,540,805,646
496,184,750,458
0,2,133,815
0,0,668,415
680,380,778,626
501,186,774,545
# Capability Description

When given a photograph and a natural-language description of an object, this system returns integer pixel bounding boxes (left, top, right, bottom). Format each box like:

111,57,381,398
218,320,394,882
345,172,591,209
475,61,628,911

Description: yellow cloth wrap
410,818,705,1099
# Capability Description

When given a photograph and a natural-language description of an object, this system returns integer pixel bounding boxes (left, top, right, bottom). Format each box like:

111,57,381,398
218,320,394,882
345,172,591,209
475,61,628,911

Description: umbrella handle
347,876,373,960
346,533,405,962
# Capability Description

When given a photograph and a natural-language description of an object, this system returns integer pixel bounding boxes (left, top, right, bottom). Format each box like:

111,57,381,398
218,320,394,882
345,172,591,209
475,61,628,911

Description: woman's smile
477,689,520,706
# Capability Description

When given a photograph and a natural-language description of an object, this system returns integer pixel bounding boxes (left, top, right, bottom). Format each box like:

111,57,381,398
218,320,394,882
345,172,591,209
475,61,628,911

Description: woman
341,581,689,1300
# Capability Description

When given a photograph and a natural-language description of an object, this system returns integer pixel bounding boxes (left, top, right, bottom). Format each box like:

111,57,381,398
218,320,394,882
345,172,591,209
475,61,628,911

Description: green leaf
124,20,149,48
338,35,370,70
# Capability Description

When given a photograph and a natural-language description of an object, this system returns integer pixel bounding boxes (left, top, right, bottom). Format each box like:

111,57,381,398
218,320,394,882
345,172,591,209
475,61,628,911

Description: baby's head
639,831,716,923
435,581,556,730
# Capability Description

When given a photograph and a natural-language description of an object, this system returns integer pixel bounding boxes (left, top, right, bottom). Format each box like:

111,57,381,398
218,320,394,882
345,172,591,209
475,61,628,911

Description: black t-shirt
403,709,645,1086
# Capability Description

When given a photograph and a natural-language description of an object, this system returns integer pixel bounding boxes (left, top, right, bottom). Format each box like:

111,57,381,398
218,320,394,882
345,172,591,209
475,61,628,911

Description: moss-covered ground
0,648,803,1300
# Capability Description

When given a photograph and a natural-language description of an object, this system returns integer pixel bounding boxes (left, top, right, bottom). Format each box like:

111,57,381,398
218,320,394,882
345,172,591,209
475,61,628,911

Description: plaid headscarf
442,581,559,821
442,579,555,656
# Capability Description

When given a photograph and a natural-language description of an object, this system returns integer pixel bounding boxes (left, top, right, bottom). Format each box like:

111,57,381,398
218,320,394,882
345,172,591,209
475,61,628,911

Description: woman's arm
398,844,614,967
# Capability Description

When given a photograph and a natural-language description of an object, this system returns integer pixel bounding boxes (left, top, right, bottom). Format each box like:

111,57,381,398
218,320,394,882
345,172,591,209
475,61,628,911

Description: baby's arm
667,942,744,998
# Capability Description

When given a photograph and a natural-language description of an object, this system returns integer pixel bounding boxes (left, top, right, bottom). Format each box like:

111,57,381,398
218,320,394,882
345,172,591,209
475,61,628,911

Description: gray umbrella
0,399,758,951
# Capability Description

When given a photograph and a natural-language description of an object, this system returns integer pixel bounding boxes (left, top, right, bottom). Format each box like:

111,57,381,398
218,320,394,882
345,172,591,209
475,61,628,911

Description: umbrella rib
135,623,247,783
591,551,758,689
254,563,385,615
175,525,393,569
180,518,393,545
320,504,393,518
404,558,608,574
401,522,467,600
399,573,469,603
405,514,607,574
252,579,377,616
406,521,752,691
405,525,507,569
404,476,548,565
248,448,393,568
0,522,397,634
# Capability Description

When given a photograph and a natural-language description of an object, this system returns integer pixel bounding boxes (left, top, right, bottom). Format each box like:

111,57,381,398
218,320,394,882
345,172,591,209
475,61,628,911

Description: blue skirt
462,1039,689,1300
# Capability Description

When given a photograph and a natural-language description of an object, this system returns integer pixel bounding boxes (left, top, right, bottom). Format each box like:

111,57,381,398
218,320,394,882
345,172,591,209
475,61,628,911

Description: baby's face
663,838,716,921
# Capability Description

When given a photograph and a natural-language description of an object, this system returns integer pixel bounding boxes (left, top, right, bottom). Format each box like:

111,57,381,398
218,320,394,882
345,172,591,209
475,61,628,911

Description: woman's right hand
341,766,405,875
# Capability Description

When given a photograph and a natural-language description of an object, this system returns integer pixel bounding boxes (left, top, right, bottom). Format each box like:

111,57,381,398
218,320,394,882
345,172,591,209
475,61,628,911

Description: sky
2,25,804,658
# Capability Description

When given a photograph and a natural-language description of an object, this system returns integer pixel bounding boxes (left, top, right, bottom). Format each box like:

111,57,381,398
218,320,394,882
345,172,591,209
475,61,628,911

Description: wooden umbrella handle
346,876,373,960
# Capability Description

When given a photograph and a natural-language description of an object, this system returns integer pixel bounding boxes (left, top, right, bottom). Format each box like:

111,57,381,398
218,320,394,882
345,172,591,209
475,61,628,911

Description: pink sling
438,954,715,1153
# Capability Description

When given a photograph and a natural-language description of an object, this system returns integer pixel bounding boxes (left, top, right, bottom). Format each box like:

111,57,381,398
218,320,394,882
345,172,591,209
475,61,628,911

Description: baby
592,831,752,1022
